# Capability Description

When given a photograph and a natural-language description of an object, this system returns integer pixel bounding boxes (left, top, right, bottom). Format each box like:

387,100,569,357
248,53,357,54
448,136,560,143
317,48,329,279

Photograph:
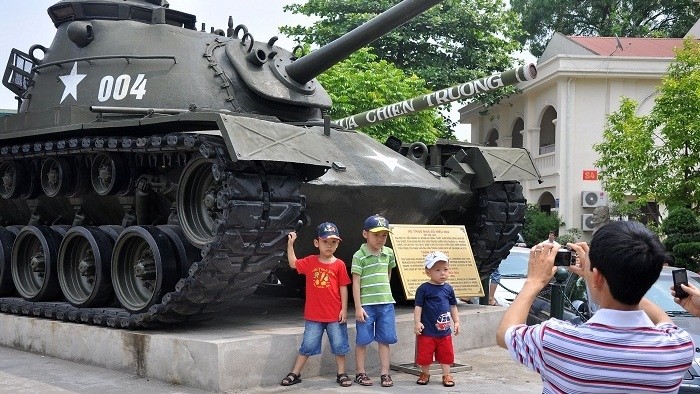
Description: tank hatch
47,0,196,29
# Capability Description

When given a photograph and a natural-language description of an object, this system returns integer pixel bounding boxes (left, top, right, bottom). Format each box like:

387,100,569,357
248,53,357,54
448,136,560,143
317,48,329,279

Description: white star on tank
365,149,412,172
59,62,86,103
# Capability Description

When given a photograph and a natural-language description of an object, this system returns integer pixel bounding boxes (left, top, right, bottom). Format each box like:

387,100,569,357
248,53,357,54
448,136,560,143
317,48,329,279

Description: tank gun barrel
334,63,537,129
285,0,444,85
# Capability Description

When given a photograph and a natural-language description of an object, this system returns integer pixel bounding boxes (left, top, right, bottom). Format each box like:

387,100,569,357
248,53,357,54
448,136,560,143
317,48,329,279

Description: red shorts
415,334,454,366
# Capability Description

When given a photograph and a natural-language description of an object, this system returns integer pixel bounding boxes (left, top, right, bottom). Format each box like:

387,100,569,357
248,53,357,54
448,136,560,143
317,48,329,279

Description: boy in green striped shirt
351,214,397,388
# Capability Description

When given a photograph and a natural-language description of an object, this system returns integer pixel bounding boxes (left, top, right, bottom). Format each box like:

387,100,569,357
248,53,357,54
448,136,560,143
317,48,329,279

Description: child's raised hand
287,231,297,244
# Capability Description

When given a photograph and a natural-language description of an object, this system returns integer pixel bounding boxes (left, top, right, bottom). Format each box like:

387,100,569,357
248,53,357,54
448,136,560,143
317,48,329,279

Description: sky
0,1,495,141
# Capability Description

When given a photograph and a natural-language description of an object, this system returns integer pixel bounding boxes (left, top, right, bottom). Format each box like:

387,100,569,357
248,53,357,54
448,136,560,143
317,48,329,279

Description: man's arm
496,242,558,348
640,297,672,325
673,282,700,317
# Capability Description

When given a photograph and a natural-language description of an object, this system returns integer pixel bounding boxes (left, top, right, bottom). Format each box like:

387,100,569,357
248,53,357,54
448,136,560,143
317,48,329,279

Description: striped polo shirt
505,309,695,393
351,244,396,305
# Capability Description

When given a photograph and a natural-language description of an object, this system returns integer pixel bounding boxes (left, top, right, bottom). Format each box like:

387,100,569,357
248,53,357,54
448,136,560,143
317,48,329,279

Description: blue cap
363,214,391,233
317,222,341,240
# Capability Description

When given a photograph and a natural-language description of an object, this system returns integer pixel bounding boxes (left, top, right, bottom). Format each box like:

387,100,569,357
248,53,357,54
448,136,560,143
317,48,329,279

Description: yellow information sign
389,224,483,300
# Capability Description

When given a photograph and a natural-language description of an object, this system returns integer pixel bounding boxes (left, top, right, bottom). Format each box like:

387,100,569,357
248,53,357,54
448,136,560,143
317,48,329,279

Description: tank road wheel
40,157,74,197
0,227,18,296
0,161,27,199
177,157,222,247
111,226,177,313
11,226,63,301
91,153,128,195
58,226,114,307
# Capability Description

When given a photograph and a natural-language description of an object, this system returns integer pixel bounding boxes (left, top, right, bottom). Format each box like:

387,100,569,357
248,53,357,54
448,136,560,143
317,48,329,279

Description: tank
0,0,539,328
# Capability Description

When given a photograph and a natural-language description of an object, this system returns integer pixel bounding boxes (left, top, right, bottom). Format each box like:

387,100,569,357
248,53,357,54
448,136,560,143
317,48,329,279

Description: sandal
280,372,301,386
354,372,373,386
380,374,394,387
442,374,455,387
416,372,430,385
337,373,352,387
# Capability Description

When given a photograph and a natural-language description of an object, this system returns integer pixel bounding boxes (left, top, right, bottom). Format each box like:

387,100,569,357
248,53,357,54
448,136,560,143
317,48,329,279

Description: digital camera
554,248,576,266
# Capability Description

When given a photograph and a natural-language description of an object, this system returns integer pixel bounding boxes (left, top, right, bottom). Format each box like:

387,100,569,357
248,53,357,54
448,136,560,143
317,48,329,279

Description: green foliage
650,39,700,209
281,0,524,133
594,39,700,211
661,207,700,235
593,98,660,210
511,0,699,57
282,0,524,91
522,204,562,246
557,227,583,246
662,207,700,271
670,243,700,271
317,48,444,143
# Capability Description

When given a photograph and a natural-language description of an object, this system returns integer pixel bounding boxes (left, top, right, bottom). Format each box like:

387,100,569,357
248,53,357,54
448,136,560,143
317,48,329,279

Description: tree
593,98,660,215
511,0,699,57
281,0,524,93
522,204,563,247
594,38,700,212
318,48,444,143
661,207,700,271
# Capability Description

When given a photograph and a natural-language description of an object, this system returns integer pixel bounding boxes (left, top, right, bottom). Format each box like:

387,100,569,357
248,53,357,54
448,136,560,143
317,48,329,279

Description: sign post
389,224,484,300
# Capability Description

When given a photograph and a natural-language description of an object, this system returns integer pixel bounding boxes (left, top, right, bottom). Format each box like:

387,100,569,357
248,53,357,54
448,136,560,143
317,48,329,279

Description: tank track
467,181,526,279
0,133,302,328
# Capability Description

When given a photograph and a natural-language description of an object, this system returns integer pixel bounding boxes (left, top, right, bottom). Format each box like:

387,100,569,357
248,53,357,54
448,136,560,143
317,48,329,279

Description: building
459,29,698,239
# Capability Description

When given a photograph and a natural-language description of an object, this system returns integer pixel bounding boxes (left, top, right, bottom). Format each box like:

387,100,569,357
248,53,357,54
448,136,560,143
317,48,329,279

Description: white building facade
459,33,688,239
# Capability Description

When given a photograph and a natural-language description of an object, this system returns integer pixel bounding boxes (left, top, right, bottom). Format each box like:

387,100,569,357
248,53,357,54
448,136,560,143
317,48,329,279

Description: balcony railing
535,153,555,173
539,143,555,155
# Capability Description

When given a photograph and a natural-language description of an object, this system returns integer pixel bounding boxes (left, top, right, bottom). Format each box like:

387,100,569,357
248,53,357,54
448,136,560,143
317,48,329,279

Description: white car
492,246,530,307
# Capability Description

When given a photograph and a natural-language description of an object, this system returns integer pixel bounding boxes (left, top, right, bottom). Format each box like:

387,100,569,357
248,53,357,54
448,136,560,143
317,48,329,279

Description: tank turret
0,0,538,328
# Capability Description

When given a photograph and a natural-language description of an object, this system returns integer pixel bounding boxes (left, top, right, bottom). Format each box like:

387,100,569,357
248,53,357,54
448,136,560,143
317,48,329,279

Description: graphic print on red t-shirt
313,267,331,288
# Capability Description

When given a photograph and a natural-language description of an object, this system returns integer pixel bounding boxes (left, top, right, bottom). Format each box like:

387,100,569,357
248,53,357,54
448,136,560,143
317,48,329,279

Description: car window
499,251,528,277
560,271,699,315
645,274,700,313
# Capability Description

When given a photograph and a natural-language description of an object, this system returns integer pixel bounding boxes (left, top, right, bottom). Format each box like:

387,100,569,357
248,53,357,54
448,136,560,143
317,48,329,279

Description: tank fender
213,113,331,180
441,143,540,187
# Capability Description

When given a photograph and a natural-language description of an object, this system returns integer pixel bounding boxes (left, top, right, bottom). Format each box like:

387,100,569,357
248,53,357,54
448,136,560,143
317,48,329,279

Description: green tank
0,0,538,327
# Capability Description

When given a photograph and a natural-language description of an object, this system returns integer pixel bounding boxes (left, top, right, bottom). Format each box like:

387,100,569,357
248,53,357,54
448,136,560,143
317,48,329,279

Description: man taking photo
497,220,694,393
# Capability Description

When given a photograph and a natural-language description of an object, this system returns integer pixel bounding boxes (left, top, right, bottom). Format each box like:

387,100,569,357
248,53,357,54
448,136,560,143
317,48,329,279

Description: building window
539,106,557,151
512,118,523,148
485,128,499,146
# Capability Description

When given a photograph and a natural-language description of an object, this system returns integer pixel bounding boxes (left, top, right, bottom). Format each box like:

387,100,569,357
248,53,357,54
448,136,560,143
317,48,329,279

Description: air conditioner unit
581,191,607,208
582,214,596,232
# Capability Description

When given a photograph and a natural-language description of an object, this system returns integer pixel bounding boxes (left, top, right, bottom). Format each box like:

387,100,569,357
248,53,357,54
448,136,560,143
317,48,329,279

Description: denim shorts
355,304,398,346
490,268,502,282
299,320,350,356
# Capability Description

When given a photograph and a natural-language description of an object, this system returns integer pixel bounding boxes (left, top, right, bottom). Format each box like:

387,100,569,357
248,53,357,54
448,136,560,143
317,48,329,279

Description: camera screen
554,249,573,266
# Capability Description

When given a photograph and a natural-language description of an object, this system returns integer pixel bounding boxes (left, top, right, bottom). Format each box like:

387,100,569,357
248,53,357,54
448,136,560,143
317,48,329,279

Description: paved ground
0,343,542,393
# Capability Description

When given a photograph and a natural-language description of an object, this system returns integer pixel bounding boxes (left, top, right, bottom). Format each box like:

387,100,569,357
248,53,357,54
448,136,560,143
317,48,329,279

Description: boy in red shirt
280,222,353,387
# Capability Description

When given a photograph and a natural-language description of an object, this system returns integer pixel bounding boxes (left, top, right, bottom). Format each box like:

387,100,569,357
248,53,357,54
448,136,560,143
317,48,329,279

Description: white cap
424,251,449,269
